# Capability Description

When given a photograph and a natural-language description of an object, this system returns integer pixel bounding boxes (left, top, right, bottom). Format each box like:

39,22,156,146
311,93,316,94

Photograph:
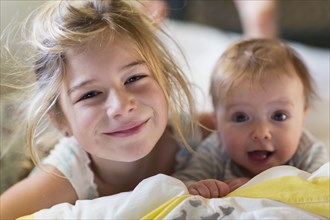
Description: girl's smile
104,118,150,137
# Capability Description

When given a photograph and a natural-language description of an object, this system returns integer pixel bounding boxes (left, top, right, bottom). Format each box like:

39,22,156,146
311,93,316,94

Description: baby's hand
188,179,230,198
224,178,250,192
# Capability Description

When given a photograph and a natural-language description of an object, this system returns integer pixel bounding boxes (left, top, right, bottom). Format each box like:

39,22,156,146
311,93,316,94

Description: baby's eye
271,112,288,121
124,75,147,85
233,113,249,122
78,91,101,102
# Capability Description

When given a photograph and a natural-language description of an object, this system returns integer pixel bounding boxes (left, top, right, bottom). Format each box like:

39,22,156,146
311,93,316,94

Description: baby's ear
198,111,217,138
47,107,72,137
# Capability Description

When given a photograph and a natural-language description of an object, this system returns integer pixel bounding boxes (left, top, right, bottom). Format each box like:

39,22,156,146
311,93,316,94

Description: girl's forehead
65,34,141,60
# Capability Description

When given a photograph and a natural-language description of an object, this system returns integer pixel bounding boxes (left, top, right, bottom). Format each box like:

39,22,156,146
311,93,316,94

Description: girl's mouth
106,119,149,137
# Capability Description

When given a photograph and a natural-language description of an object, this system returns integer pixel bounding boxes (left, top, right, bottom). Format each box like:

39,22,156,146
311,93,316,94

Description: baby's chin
247,160,290,176
239,161,279,177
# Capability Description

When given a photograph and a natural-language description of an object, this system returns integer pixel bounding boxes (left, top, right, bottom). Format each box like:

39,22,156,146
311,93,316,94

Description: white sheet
28,163,329,220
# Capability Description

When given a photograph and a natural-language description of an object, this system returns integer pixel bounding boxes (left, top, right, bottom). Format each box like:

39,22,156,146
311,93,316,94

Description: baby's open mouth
248,150,274,161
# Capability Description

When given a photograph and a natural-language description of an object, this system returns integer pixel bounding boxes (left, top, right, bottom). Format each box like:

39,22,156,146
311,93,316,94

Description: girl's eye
124,75,147,85
233,113,249,122
272,112,288,121
78,91,101,102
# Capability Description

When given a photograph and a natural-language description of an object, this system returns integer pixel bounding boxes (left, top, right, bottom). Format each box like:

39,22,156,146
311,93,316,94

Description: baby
174,39,329,198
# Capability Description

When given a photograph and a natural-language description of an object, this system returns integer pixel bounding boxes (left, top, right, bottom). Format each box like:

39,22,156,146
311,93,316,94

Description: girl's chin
118,148,154,162
90,150,150,163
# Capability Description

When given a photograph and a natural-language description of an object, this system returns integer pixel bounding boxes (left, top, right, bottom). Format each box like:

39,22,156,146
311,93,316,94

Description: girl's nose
106,90,137,118
251,122,272,141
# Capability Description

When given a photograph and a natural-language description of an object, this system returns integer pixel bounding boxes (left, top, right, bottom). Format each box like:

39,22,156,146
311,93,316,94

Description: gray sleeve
173,133,224,186
291,130,330,173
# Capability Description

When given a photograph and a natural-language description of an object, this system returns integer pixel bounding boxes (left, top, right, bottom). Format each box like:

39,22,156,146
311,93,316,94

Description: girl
0,0,197,219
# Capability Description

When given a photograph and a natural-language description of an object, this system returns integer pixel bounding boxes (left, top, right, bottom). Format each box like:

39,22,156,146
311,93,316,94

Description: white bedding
20,162,329,219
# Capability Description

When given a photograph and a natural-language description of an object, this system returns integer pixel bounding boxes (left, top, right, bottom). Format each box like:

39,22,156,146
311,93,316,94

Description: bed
19,162,329,219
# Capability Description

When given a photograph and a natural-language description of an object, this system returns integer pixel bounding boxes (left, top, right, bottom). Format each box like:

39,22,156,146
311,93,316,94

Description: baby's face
215,73,307,177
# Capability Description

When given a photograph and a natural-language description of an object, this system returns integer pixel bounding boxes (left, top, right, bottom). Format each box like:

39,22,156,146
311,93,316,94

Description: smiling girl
0,1,197,219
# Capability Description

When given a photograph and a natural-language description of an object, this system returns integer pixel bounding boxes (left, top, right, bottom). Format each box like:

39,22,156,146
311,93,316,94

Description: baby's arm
188,179,230,198
0,164,77,219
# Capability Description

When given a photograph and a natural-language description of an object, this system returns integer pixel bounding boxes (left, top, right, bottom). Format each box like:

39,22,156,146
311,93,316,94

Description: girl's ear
48,107,72,137
303,106,309,119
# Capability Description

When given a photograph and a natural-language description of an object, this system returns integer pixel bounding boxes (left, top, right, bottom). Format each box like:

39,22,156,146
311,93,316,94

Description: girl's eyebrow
120,60,145,71
68,80,96,96
67,60,146,95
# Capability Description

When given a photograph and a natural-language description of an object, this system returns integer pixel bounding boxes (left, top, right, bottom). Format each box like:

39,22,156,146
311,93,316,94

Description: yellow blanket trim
141,194,191,219
17,214,34,220
227,176,330,218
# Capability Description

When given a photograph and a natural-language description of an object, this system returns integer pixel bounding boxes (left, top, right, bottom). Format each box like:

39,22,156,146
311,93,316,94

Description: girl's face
215,73,307,177
58,37,168,162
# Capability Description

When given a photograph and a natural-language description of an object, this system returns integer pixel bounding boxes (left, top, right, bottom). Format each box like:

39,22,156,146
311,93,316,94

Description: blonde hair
210,38,317,108
2,0,196,166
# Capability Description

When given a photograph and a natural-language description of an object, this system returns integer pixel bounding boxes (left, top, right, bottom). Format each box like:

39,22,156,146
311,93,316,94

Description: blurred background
167,0,329,48
1,1,329,48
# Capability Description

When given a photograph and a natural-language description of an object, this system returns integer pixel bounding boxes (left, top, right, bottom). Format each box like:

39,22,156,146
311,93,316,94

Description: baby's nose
251,122,272,141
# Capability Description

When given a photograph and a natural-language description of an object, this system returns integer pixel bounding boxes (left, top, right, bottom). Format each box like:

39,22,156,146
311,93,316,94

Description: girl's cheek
73,108,99,128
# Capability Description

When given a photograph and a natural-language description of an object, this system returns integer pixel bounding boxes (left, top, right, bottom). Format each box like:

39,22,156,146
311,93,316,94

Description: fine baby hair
210,38,317,108
1,0,196,167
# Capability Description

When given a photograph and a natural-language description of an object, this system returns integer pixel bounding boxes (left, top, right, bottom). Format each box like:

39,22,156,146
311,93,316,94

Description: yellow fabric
227,176,330,218
141,194,191,219
16,174,329,219
17,214,34,220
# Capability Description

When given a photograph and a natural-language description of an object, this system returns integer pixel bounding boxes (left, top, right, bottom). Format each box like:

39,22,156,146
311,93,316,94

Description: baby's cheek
222,134,243,153
274,133,300,162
